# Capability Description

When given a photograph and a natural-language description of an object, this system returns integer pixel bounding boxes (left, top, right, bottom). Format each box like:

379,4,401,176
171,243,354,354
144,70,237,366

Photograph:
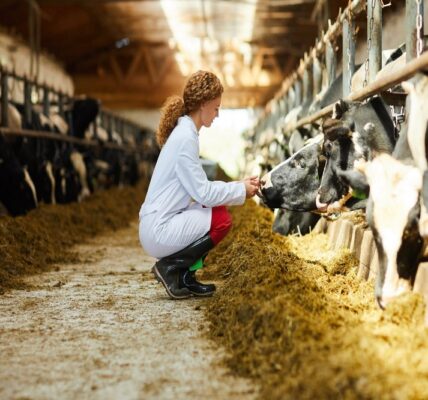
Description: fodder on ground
203,201,428,400
0,180,148,293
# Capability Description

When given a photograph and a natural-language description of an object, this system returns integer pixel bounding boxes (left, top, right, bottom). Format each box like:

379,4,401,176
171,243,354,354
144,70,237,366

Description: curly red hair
156,70,223,148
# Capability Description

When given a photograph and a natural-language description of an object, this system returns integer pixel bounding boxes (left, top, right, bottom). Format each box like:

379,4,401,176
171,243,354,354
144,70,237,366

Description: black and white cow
260,134,325,211
320,74,428,308
403,74,428,238
269,131,321,236
340,149,424,308
315,96,396,213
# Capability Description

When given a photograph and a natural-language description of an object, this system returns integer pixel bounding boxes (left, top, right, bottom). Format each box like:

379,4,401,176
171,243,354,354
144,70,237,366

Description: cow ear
332,99,349,119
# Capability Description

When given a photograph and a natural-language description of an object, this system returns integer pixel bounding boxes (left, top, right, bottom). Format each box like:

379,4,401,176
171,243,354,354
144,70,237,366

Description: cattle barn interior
1,1,428,399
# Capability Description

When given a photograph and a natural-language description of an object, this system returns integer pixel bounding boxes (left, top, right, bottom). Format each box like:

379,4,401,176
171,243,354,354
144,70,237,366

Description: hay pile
0,180,148,293
203,201,428,400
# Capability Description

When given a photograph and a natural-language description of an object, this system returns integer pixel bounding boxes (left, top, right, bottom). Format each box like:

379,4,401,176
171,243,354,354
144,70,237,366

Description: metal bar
58,92,64,116
294,80,302,106
1,71,8,127
107,113,113,138
368,0,382,83
284,51,428,134
325,39,336,86
406,0,424,61
0,67,143,136
312,55,322,96
342,14,355,98
43,86,50,116
287,87,295,111
303,65,313,102
274,0,365,102
0,127,143,152
24,79,32,126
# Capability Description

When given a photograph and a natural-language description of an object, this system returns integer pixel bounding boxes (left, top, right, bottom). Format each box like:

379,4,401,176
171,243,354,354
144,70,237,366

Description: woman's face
200,96,221,128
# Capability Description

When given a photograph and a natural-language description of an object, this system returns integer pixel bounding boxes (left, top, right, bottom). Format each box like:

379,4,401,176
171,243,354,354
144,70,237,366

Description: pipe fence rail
0,65,152,154
249,0,425,149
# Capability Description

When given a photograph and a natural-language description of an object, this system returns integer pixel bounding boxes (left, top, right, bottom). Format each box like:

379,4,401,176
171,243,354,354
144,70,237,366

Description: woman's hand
242,176,261,198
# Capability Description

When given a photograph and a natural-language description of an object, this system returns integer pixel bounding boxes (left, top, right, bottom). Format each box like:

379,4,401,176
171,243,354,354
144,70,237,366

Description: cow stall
246,0,428,312
0,65,159,216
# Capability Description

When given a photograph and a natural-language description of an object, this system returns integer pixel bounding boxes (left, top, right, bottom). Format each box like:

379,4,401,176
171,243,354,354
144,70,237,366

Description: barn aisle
0,222,257,400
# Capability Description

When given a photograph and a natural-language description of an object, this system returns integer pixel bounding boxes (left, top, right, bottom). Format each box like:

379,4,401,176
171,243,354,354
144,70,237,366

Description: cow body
0,135,38,216
339,78,427,308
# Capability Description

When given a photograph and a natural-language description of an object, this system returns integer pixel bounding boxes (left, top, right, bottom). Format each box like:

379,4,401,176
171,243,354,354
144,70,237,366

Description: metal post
325,39,336,86
43,86,50,116
303,69,308,102
406,0,424,61
368,0,382,83
1,70,8,127
107,113,113,137
303,66,313,102
24,79,32,126
313,56,322,96
58,92,64,116
92,114,98,140
281,95,288,116
294,80,302,106
342,14,356,98
287,87,295,111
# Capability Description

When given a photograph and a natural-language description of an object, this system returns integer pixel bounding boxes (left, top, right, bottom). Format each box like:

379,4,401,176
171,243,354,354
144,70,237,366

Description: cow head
259,134,325,211
317,97,395,213
342,154,424,309
71,97,100,138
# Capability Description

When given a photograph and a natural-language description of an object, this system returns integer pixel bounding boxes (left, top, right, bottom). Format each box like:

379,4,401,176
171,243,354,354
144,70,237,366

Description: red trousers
209,206,232,245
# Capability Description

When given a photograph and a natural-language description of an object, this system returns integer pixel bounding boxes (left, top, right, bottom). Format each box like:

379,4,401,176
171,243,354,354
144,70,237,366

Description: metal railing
0,65,153,154
250,0,425,147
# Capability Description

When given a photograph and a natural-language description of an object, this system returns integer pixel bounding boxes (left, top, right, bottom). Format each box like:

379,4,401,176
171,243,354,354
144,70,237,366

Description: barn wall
0,28,74,101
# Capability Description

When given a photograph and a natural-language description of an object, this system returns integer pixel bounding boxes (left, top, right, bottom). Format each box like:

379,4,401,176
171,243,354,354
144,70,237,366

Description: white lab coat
139,115,246,258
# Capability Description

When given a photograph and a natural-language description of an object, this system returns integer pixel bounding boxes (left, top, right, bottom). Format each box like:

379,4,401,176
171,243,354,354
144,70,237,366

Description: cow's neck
370,97,396,150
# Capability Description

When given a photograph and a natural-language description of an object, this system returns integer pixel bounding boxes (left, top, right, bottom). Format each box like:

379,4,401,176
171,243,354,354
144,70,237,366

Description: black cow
0,134,38,216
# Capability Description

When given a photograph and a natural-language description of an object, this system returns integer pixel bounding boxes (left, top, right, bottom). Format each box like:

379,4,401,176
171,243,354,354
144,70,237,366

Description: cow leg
419,170,428,239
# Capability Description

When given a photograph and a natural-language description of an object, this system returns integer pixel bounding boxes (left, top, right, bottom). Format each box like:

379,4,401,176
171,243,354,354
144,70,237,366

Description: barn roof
0,0,380,109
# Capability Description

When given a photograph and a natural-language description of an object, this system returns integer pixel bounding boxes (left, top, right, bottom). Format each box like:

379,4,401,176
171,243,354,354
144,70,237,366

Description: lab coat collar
181,115,199,136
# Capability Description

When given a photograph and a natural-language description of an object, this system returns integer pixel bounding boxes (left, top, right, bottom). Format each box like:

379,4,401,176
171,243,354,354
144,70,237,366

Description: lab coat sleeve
175,135,246,207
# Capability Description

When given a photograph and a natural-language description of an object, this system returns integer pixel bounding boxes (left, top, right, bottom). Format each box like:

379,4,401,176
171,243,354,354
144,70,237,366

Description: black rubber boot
179,269,216,297
152,233,214,300
152,262,191,299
